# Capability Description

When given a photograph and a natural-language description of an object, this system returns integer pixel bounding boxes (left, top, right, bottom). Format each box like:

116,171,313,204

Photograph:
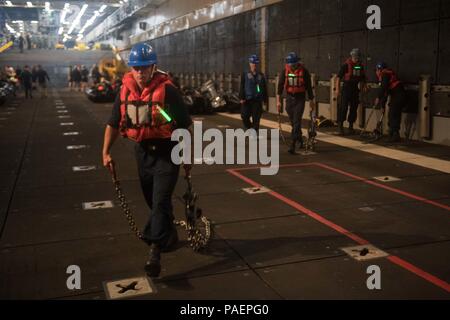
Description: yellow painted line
0,41,13,53
218,113,450,174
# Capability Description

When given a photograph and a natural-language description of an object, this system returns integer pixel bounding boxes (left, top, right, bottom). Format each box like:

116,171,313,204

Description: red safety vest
378,68,401,90
284,64,306,94
343,58,365,82
119,71,175,142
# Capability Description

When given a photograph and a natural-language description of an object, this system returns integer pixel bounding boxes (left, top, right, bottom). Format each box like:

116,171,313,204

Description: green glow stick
157,106,172,122
256,84,261,93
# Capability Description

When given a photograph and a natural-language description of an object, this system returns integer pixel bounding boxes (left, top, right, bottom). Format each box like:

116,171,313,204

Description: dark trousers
241,99,263,132
338,87,359,125
286,94,306,141
388,86,406,134
24,85,32,99
135,144,180,247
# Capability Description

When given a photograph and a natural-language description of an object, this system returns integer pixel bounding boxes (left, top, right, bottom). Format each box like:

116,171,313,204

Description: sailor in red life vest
277,52,315,154
102,43,192,278
336,48,367,135
375,62,407,142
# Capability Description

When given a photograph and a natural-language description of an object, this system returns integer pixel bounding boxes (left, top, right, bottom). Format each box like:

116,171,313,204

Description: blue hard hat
128,43,157,67
249,54,260,64
286,52,299,64
376,61,387,70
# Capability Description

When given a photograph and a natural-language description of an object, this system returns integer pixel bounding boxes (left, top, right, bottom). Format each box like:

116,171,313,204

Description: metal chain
111,166,144,240
277,111,290,148
110,162,212,251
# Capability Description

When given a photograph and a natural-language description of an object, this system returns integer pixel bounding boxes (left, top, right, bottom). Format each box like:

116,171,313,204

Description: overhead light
5,23,16,33
45,2,50,11
58,27,64,35
79,10,101,34
61,3,70,24
31,21,38,24
68,4,88,34
5,1,13,7
26,2,33,7
99,5,107,13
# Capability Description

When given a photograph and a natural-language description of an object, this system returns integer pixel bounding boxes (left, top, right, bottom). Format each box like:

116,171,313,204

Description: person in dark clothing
36,65,50,98
239,54,268,137
21,65,33,99
277,52,315,154
336,48,367,135
374,62,407,143
71,65,82,91
26,34,31,50
102,43,192,278
18,35,24,53
90,64,101,84
81,65,89,91
31,65,38,90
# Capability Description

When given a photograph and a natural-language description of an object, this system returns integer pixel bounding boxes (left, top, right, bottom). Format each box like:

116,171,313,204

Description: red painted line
227,168,450,293
388,255,450,293
232,162,450,212
227,169,369,245
313,163,450,212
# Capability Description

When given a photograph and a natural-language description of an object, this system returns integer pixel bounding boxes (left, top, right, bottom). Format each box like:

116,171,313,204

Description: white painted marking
359,207,376,212
6,108,16,111
242,186,271,194
218,113,450,174
67,145,88,150
82,201,114,210
341,244,389,261
56,106,66,109
58,115,71,119
60,122,74,126
373,176,402,182
103,276,156,300
57,110,69,114
298,150,317,156
194,157,215,164
72,166,96,172
63,132,80,136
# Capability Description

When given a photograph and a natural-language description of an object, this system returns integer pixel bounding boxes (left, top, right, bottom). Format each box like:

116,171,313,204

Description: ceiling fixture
26,1,33,7
44,1,50,12
5,1,13,7
60,3,71,24
79,10,100,35
67,4,88,34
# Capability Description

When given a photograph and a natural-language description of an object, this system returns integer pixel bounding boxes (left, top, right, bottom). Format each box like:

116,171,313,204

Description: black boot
388,131,401,143
348,123,355,135
338,123,345,135
298,136,304,149
288,140,296,155
145,244,161,278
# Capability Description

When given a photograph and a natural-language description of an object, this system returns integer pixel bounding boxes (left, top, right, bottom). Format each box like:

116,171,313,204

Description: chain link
110,163,212,251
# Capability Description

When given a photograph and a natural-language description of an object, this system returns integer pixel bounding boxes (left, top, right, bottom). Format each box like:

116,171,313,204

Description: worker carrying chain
109,161,212,251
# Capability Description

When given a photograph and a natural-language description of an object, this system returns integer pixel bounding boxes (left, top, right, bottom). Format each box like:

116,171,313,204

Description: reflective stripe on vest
284,64,305,94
